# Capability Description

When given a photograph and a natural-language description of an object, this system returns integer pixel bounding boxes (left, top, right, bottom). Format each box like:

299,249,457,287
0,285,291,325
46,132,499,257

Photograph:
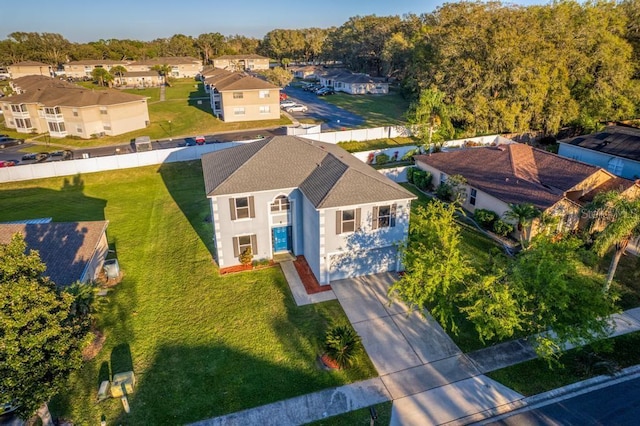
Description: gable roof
415,144,603,210
65,59,128,66
561,126,640,163
3,76,147,107
0,221,108,286
9,61,50,67
204,68,278,91
214,54,269,60
131,56,201,66
201,136,416,208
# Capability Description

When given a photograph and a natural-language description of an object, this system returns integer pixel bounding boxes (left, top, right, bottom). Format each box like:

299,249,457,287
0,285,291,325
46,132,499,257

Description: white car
285,104,308,113
280,100,296,109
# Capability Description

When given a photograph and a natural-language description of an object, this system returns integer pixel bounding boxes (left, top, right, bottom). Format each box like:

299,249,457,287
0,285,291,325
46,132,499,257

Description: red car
195,136,206,145
0,160,16,167
280,93,288,101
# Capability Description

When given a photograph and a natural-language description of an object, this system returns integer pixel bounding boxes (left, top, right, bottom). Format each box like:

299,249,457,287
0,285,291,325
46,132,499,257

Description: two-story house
7,61,53,79
1,76,149,139
212,54,270,71
414,142,640,240
558,126,640,180
126,57,203,78
202,68,280,122
202,135,416,284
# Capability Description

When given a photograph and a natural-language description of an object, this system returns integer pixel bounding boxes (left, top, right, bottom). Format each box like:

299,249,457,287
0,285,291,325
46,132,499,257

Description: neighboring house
63,57,203,79
0,220,109,286
0,76,150,139
7,61,53,79
414,142,640,239
290,65,323,80
201,135,416,284
63,60,129,79
558,126,640,180
212,54,270,71
319,69,389,94
126,57,203,78
119,71,163,88
202,68,280,122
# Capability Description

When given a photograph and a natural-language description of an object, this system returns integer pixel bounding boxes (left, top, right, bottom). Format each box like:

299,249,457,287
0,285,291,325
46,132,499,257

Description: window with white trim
607,157,624,176
470,188,477,206
48,122,66,132
259,90,270,98
233,92,244,99
15,118,32,129
233,107,245,116
229,196,255,220
372,204,396,229
270,195,290,212
259,105,270,114
232,234,257,258
72,109,78,117
336,208,361,234
100,107,108,115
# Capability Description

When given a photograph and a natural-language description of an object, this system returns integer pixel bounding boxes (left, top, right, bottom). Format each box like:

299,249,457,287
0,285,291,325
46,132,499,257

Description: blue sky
6,0,547,42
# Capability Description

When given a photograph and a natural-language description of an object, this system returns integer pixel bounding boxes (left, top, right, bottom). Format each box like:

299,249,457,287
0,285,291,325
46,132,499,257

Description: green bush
406,166,415,184
239,247,253,266
325,324,362,369
474,209,499,229
413,170,432,191
375,153,390,165
492,219,514,237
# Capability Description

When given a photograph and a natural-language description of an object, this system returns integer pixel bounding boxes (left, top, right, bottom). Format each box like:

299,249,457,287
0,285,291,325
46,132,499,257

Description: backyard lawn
10,79,291,149
0,163,376,424
322,90,410,127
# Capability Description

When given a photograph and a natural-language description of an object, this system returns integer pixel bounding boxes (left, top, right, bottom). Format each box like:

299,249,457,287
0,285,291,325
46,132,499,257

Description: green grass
337,137,417,153
602,252,640,310
0,164,376,424
487,331,640,396
322,90,410,127
307,402,392,425
16,79,291,149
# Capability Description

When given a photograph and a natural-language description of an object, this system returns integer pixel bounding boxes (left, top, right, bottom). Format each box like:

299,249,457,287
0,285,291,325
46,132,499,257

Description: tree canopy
0,234,90,419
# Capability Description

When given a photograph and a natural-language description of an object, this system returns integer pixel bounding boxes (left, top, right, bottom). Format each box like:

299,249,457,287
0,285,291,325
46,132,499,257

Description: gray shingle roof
561,126,640,162
201,136,416,208
0,221,108,287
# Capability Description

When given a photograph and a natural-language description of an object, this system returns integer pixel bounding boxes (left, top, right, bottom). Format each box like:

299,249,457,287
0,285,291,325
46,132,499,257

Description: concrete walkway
279,261,336,306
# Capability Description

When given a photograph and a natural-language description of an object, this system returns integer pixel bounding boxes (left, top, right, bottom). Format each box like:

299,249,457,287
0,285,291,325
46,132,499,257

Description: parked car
0,137,24,149
22,153,37,161
50,150,64,157
316,87,335,96
0,160,16,167
195,136,206,145
285,104,308,113
35,152,50,163
280,100,297,109
183,137,197,146
279,93,288,101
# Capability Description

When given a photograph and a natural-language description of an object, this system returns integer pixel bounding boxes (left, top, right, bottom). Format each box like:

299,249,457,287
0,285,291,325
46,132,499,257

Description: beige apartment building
212,54,270,71
63,60,129,79
63,56,203,79
202,68,280,122
7,61,53,79
1,76,149,139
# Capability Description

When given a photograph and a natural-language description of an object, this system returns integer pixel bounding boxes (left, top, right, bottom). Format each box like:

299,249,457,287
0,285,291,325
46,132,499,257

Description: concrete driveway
282,86,364,130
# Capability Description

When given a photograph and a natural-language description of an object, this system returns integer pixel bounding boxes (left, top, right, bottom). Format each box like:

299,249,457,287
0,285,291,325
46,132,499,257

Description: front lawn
0,163,376,424
322,90,409,127
17,79,291,149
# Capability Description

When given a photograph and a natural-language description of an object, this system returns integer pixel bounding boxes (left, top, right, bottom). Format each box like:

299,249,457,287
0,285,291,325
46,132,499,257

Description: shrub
493,219,514,237
412,170,432,191
239,247,253,266
401,148,419,163
325,324,362,369
406,166,415,184
474,209,498,229
436,182,452,200
375,153,390,165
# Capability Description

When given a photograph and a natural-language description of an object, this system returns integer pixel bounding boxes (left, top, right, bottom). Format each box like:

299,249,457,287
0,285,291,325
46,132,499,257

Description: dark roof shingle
561,127,640,162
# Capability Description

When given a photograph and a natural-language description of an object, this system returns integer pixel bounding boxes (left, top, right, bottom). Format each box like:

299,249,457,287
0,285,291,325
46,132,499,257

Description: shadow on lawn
112,344,331,424
157,161,216,258
187,81,213,114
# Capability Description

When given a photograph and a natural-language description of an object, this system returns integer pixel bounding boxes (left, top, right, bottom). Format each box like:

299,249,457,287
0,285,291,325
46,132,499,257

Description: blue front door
272,226,291,252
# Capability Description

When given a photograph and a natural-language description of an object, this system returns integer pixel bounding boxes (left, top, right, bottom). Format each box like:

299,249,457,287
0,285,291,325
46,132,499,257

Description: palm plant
409,87,455,151
504,203,541,246
587,191,640,292
324,324,361,369
151,64,173,87
109,65,128,86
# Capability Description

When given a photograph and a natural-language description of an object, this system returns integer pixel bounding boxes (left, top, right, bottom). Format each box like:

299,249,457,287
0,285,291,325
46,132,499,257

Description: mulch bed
293,255,332,294
319,353,341,370
82,329,106,361
219,264,253,274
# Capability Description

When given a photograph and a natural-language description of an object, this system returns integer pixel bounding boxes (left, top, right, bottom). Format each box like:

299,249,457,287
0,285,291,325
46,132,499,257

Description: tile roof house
212,54,270,71
202,135,416,284
414,142,640,239
0,221,109,286
319,69,389,95
558,126,640,180
7,61,53,79
0,76,150,139
201,68,280,122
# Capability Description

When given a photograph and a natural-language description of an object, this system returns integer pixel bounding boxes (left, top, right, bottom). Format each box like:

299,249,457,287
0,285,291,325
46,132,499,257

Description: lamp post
168,120,172,141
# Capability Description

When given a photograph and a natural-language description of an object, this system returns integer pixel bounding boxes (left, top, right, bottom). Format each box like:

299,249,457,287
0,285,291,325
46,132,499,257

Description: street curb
455,364,640,425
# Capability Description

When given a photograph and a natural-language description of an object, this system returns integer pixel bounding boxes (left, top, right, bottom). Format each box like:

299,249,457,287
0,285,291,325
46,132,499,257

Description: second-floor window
336,208,361,234
100,107,108,115
259,90,270,98
233,92,243,99
372,204,396,230
44,106,61,115
230,196,255,220
270,195,290,212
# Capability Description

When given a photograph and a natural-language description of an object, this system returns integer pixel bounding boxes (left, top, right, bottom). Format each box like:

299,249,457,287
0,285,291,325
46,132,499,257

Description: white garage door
329,246,397,282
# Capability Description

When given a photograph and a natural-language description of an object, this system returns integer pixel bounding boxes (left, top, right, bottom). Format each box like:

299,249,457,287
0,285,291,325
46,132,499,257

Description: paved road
282,86,364,130
485,375,640,425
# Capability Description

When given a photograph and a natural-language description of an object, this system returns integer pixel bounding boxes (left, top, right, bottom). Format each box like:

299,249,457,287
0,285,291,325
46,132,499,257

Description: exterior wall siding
558,143,640,180
219,89,280,122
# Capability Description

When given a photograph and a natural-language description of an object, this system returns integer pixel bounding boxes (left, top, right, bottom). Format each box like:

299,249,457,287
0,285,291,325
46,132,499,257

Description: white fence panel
378,166,410,183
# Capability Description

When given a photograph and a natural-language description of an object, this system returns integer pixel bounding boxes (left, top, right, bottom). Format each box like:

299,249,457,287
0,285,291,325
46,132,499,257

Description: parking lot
282,85,365,130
